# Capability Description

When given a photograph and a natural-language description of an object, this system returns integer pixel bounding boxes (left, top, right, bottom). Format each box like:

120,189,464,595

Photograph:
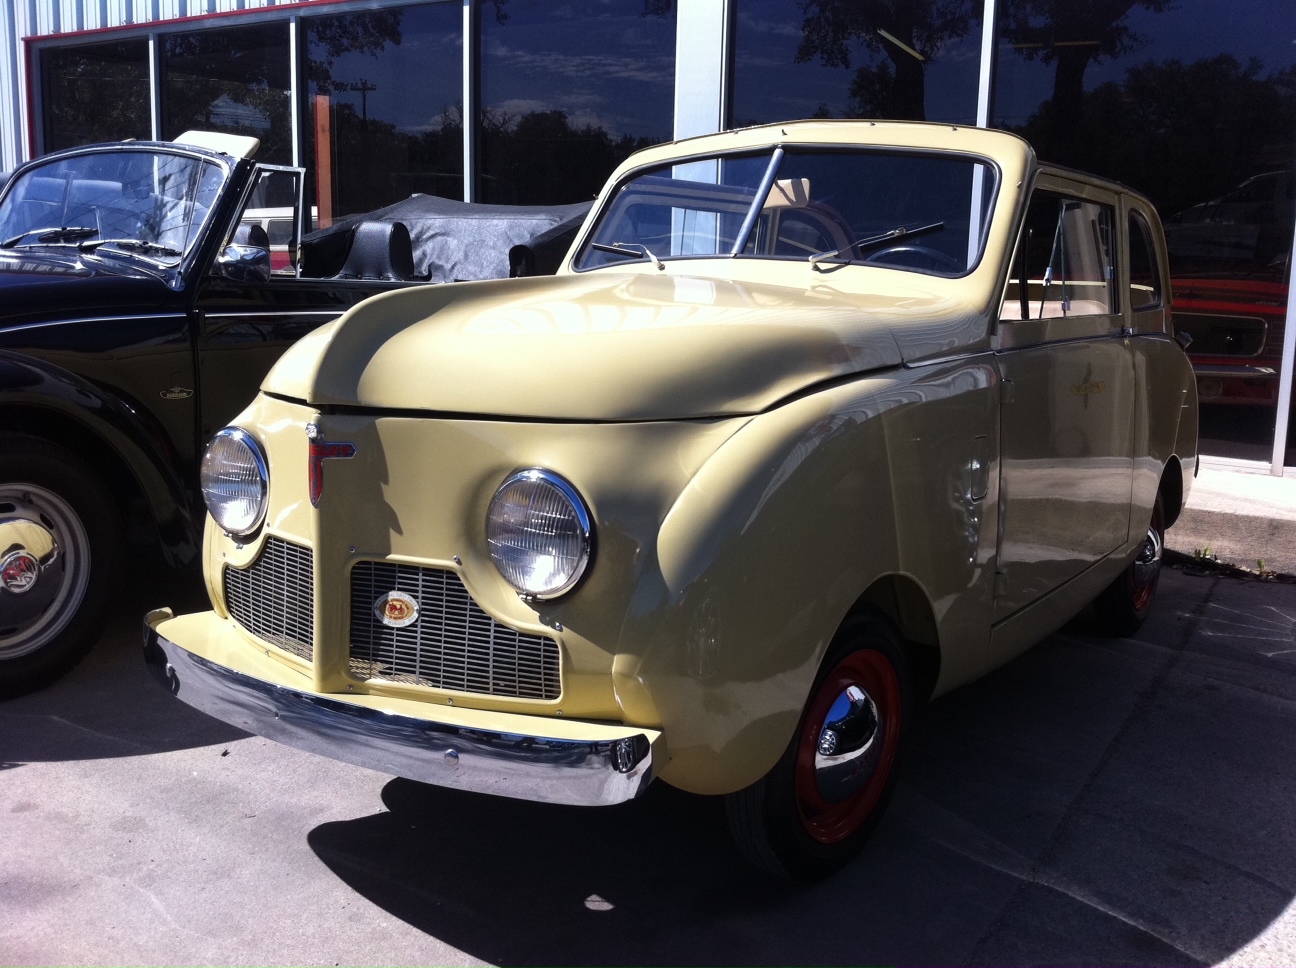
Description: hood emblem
0,551,40,593
374,590,419,628
306,423,357,507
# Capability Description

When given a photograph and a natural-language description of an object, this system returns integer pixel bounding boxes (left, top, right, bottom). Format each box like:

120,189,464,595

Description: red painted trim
19,0,368,44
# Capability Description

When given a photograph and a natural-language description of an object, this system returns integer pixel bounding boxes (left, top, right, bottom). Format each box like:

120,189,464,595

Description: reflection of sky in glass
481,0,675,140
994,0,1296,125
308,3,462,136
732,0,982,126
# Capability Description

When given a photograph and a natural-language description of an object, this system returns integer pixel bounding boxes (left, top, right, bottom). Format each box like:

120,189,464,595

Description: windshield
0,148,226,262
574,147,998,277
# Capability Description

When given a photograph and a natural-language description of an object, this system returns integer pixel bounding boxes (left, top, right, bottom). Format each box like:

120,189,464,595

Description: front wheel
725,615,912,880
0,435,122,697
1092,495,1165,638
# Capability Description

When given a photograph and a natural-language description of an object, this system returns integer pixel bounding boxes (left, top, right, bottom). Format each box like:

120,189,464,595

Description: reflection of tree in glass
795,0,975,121
305,11,404,94
43,42,151,151
487,0,671,24
481,109,661,205
163,27,292,165
1000,0,1173,153
325,102,464,216
1014,54,1296,245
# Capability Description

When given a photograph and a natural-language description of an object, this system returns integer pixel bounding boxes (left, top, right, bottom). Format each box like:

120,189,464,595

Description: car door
193,165,413,443
992,176,1136,623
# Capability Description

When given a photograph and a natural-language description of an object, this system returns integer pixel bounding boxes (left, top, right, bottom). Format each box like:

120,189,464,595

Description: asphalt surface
2,555,1295,966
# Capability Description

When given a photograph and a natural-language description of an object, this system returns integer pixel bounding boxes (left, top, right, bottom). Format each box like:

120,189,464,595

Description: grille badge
374,590,420,628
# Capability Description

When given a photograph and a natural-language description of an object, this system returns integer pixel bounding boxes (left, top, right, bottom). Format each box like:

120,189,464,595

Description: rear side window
1002,191,1117,320
1128,211,1162,310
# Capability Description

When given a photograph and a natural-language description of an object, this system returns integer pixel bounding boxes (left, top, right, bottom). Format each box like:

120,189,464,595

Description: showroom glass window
304,2,463,225
478,0,677,205
993,0,1296,464
732,0,982,127
161,23,292,166
41,40,151,152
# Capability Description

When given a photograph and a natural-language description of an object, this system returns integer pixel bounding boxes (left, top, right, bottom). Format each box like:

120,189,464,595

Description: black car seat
231,222,270,249
331,220,415,282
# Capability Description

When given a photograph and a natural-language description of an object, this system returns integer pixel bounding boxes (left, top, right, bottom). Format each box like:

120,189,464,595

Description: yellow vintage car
145,120,1197,880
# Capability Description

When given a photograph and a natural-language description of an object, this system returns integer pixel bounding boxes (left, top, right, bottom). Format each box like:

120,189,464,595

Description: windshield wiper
81,238,183,258
1,226,99,248
809,221,945,271
590,241,665,271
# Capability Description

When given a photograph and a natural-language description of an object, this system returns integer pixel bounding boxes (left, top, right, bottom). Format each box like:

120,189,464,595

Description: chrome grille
224,536,314,661
349,561,560,700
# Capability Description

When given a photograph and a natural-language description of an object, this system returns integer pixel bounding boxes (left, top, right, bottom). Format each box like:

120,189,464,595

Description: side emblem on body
306,423,357,507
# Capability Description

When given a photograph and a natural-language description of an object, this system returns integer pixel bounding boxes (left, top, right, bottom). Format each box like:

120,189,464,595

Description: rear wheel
725,615,912,880
1093,495,1165,637
0,435,122,697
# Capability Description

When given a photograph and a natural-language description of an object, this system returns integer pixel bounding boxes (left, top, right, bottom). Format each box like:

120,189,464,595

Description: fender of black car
0,349,201,566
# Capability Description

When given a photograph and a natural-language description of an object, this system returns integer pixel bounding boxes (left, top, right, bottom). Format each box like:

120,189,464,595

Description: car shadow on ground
306,567,1296,966
0,550,247,767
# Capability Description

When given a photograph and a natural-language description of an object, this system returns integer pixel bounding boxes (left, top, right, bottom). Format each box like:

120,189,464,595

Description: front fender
632,360,1001,795
0,350,200,565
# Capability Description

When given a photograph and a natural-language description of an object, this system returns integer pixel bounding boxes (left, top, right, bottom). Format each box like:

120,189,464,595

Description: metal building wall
0,0,312,171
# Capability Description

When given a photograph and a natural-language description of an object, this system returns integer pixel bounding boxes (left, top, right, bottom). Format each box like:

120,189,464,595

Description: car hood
0,249,173,323
268,271,976,421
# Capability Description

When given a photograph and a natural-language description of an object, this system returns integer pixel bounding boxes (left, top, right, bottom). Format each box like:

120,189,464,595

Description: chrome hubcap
1133,523,1163,587
814,684,883,802
0,484,89,659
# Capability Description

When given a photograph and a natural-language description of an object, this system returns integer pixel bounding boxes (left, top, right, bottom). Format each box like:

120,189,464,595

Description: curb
1164,548,1296,584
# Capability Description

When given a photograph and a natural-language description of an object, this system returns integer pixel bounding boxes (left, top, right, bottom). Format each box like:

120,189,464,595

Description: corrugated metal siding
0,0,311,169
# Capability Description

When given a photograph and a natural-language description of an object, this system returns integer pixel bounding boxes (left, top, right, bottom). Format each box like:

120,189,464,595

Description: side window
1002,191,1117,320
1128,210,1162,311
232,167,302,276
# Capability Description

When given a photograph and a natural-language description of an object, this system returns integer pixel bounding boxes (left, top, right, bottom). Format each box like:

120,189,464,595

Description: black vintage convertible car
0,131,581,695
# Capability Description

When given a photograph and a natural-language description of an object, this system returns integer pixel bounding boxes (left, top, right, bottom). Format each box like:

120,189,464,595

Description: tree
999,0,1175,157
795,0,976,120
1015,54,1296,217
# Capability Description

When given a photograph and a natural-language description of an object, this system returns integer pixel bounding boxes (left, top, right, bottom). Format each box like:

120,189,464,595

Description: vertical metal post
966,0,999,265
1270,211,1296,475
288,15,300,167
461,0,477,202
148,31,160,140
975,0,998,128
673,0,729,141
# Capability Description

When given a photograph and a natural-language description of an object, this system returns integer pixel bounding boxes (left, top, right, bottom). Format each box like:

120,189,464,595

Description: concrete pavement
2,549,1294,966
1167,458,1296,577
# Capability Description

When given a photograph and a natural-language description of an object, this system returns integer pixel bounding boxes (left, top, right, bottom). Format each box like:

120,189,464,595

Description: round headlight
201,427,269,536
486,469,592,599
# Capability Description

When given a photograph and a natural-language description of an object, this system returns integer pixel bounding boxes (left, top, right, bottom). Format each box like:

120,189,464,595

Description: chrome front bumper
144,610,655,807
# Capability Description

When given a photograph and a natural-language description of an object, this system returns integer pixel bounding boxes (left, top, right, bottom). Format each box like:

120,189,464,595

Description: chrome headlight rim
487,467,593,601
202,426,269,536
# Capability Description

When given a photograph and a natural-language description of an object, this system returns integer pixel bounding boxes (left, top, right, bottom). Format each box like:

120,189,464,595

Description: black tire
0,435,123,698
725,614,912,880
1092,495,1165,638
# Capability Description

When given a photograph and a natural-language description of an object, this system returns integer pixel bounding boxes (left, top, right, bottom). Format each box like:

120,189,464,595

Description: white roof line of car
171,130,260,160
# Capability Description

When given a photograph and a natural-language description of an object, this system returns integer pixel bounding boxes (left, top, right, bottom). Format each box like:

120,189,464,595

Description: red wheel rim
1130,504,1165,613
794,649,901,844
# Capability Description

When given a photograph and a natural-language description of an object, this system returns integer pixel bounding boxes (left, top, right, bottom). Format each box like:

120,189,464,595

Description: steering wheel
864,244,963,272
